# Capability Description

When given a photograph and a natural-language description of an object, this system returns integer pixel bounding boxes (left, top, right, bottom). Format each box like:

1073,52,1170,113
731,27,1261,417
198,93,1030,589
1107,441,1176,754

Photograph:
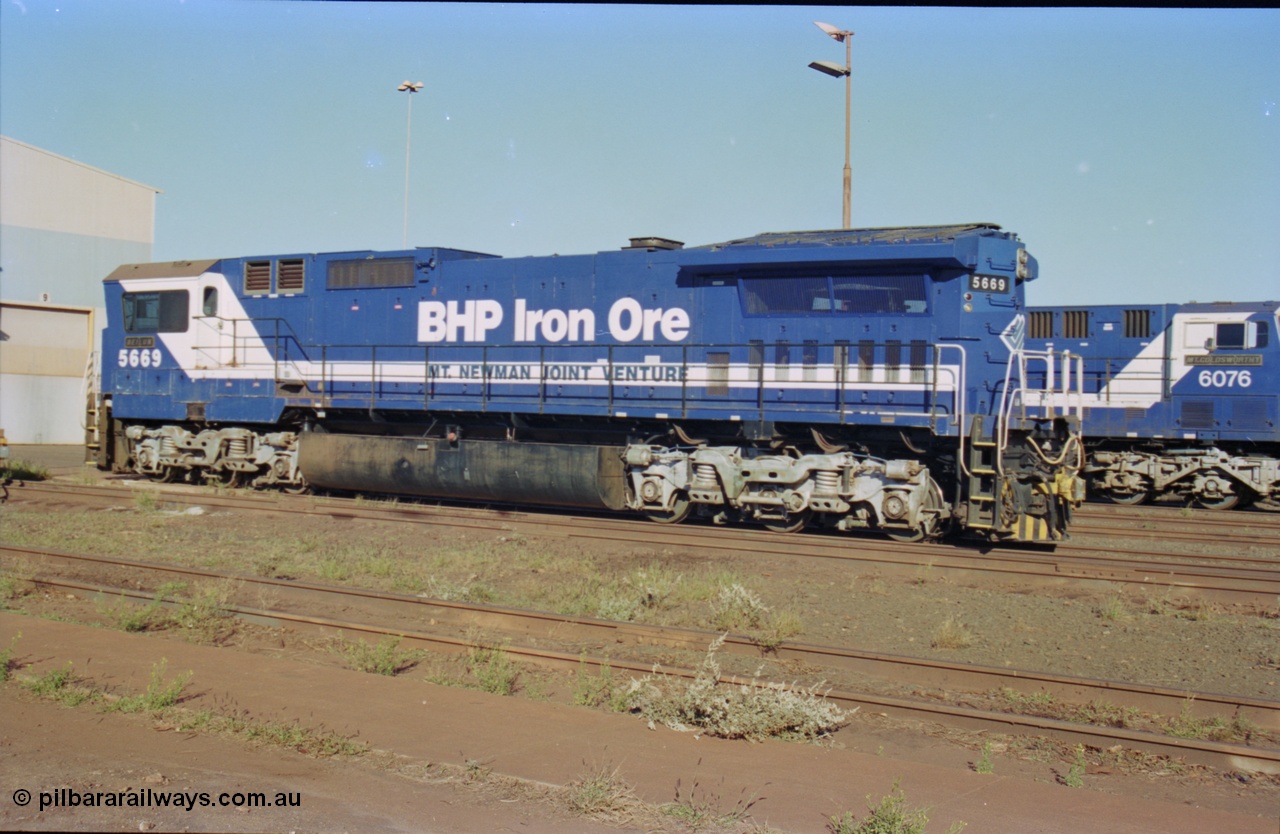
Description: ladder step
970,467,995,475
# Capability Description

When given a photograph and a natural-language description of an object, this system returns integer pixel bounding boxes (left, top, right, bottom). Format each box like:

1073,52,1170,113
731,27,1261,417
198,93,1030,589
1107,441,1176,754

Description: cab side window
122,291,189,333
1215,321,1268,350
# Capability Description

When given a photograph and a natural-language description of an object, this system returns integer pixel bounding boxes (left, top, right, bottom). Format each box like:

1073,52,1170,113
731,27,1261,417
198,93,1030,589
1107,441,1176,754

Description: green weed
0,633,18,682
106,659,192,713
1097,592,1130,622
975,741,995,775
97,584,180,633
828,779,962,834
1063,745,1087,788
24,662,99,706
133,490,162,513
469,644,518,695
1,459,49,481
332,635,425,676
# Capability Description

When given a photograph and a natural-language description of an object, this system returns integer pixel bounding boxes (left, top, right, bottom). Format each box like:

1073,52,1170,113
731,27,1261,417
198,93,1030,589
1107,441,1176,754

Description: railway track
4,541,1277,774
9,480,1280,606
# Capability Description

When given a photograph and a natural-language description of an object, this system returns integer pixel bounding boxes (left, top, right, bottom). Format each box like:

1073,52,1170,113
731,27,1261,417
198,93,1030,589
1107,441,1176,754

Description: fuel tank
298,432,629,511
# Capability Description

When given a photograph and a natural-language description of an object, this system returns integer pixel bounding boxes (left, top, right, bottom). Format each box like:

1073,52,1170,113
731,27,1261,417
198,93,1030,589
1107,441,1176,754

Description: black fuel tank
298,433,629,511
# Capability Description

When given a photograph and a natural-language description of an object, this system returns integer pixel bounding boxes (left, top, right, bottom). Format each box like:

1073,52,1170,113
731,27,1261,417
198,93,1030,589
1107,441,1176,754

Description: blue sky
2,2,1276,305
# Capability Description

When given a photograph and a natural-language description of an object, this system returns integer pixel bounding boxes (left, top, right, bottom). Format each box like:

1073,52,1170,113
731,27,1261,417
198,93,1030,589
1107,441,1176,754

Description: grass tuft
827,779,960,834
1,459,50,481
564,763,642,823
930,617,973,650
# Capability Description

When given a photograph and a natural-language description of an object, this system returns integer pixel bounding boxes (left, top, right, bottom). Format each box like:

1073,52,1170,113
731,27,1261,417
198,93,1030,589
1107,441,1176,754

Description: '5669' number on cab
968,274,1010,294
118,348,163,369
1198,369,1252,388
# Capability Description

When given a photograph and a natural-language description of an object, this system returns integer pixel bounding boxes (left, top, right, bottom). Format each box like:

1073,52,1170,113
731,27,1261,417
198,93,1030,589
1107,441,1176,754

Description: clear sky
2,2,1276,306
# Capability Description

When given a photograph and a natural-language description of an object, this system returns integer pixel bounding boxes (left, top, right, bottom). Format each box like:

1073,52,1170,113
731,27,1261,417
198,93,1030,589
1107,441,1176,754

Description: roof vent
625,236,684,251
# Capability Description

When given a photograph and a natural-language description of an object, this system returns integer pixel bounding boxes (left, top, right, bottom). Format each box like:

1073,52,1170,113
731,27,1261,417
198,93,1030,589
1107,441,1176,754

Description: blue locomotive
1024,301,1279,510
96,224,1085,541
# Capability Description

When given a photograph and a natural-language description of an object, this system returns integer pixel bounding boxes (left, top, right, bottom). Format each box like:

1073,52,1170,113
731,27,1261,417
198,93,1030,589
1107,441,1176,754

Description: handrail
79,350,100,432
995,348,1085,475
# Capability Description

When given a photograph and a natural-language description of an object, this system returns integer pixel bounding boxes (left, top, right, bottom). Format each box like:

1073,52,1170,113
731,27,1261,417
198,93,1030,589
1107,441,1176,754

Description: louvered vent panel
244,261,272,294
277,259,305,292
1123,309,1150,339
1062,309,1089,339
1028,311,1053,339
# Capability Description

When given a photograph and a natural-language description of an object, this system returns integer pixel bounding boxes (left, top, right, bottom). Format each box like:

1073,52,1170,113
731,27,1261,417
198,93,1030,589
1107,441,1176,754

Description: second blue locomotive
1025,301,1279,510
96,224,1085,541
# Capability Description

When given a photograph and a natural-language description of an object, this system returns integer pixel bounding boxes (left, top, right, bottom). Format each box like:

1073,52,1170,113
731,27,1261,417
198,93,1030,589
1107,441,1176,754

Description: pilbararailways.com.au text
16,787,301,813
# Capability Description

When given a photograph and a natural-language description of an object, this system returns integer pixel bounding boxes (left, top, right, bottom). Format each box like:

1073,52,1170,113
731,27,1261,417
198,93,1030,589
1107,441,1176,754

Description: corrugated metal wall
0,136,159,310
0,136,159,444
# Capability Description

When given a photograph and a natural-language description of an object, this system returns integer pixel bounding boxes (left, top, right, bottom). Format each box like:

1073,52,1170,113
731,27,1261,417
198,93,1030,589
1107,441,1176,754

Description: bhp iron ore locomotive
1025,301,1279,511
96,224,1086,542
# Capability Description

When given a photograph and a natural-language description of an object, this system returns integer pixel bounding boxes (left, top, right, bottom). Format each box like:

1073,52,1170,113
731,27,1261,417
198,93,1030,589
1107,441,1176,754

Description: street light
397,80,424,249
808,21,853,229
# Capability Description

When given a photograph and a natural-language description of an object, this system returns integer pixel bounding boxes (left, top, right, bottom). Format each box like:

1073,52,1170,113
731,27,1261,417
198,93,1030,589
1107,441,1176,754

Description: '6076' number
1197,369,1252,388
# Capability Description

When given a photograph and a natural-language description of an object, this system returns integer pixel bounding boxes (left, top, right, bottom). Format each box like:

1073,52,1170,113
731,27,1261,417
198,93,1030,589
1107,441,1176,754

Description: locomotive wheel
281,477,311,496
762,509,812,534
645,492,691,524
158,466,182,484
1193,493,1240,511
208,469,243,488
884,478,946,543
1106,489,1151,506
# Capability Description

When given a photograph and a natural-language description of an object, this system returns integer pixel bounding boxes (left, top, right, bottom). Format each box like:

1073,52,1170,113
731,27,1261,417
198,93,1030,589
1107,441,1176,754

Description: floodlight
808,61,849,78
814,21,850,41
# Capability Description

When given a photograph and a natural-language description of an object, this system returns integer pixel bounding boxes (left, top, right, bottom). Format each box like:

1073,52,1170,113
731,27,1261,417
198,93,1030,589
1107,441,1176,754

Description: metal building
0,135,161,443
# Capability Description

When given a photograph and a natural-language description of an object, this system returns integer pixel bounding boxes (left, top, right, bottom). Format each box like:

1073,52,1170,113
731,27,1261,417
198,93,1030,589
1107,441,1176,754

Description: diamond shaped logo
1000,314,1026,353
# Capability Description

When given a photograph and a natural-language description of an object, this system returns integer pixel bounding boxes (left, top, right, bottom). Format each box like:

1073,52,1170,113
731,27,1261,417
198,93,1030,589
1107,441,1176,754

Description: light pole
397,80,424,249
808,21,853,230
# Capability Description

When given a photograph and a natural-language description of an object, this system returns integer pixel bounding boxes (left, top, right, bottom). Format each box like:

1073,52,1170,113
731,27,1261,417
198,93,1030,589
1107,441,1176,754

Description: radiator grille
327,257,415,289
1179,400,1215,429
1230,398,1270,430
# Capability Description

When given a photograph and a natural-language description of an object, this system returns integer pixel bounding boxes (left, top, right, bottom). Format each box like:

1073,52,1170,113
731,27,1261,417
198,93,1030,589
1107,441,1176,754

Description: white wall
0,374,85,444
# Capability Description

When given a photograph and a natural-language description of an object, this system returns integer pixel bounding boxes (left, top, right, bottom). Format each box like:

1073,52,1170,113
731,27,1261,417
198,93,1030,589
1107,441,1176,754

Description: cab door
193,281,237,369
